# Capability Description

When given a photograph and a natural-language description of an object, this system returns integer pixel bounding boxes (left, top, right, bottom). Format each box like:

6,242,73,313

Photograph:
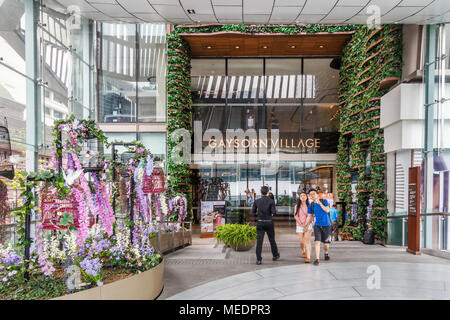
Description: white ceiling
50,0,450,25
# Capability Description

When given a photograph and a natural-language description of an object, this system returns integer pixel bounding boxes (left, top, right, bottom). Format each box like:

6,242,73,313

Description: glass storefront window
191,59,226,132
302,58,340,132
191,58,340,154
137,24,166,123
97,23,167,124
228,59,264,131
138,132,166,161
103,132,137,157
98,24,137,123
192,161,334,213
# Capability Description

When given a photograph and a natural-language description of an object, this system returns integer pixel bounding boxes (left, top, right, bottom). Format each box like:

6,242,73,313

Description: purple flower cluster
108,246,125,261
0,250,22,267
80,257,102,278
139,244,155,257
94,239,111,253
0,247,23,282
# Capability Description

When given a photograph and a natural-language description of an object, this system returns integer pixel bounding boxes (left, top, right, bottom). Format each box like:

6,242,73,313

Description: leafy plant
214,224,257,250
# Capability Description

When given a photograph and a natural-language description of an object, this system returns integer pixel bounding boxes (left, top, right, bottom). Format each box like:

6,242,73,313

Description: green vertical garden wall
337,25,402,241
166,24,402,239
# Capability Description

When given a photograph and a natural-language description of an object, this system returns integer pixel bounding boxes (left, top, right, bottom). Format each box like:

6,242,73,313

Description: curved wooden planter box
53,259,164,300
233,240,256,252
150,229,192,254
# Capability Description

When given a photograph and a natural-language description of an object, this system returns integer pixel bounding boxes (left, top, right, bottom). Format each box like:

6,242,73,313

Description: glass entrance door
193,161,335,222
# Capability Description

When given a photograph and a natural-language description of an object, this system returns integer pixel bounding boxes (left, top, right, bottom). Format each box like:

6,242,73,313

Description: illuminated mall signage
169,121,338,173
208,137,320,152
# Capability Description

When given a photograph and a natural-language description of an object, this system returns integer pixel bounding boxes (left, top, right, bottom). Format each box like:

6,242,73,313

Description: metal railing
155,220,193,254
387,213,450,250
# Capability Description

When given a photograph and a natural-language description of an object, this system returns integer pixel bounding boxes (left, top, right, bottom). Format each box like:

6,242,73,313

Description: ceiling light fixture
319,45,324,48
207,45,212,49
290,45,296,49
262,45,268,49
187,9,196,14
235,45,240,49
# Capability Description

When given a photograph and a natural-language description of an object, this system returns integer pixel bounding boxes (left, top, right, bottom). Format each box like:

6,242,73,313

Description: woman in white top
294,191,313,263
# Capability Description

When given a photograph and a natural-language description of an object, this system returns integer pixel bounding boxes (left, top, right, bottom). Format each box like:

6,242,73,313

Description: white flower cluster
64,231,78,261
48,235,66,263
160,194,169,216
116,226,130,251
131,244,141,260
89,224,103,238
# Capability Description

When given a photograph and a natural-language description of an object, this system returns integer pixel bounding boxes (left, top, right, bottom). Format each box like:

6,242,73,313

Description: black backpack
363,229,375,245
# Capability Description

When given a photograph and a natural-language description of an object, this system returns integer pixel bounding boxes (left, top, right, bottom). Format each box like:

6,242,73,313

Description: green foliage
59,211,74,227
214,223,257,250
0,273,67,300
336,25,402,241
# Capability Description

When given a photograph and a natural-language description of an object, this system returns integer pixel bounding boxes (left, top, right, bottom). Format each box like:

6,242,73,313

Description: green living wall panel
338,25,402,241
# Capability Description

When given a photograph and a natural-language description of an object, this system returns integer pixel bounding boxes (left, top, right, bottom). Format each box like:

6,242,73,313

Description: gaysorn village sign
207,136,320,152
169,121,338,174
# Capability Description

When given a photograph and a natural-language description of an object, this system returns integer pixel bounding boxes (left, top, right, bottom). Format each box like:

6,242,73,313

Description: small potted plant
214,223,257,251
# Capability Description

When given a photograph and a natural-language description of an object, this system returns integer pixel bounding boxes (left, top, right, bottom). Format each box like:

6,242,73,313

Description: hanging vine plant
337,24,402,242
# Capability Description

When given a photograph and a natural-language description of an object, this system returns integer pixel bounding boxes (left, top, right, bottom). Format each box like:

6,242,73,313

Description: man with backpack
305,188,331,265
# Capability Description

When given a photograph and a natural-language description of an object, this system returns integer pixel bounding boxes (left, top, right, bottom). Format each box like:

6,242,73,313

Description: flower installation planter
53,259,164,300
0,117,189,300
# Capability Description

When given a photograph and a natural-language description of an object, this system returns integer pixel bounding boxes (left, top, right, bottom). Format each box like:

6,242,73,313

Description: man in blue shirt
305,189,331,265
330,204,339,241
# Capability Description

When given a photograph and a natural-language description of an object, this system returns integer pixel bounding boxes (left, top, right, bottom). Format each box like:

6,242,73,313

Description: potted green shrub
214,223,257,251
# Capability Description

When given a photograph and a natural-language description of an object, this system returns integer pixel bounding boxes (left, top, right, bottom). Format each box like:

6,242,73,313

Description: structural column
424,24,438,249
24,0,41,173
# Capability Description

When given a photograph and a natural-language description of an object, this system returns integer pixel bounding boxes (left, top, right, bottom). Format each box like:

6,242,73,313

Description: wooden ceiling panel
180,32,354,57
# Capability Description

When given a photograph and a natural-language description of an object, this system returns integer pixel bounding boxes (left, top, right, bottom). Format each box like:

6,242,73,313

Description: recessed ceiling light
235,45,240,49
207,45,212,49
262,45,268,49
290,45,296,49
319,45,324,48
187,9,196,14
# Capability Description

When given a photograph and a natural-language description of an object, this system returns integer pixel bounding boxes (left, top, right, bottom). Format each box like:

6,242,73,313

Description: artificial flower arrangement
0,117,169,300
111,140,189,231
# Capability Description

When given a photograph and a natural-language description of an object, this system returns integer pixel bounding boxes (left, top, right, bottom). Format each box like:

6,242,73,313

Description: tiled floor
166,261,450,300
159,226,450,300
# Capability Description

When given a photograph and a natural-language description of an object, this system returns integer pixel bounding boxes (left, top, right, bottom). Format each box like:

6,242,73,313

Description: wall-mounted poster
200,201,226,235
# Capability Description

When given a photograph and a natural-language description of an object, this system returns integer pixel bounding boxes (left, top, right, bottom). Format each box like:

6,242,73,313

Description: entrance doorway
192,161,335,225
190,57,339,226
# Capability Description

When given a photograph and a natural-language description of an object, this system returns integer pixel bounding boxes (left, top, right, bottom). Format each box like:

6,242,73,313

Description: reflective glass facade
96,23,166,123
191,57,340,155
422,24,450,250
191,57,339,217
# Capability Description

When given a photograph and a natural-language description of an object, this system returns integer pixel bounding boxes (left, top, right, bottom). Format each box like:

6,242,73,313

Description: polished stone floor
160,226,450,300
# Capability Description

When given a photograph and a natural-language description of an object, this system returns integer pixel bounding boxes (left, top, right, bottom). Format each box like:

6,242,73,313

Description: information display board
200,201,226,237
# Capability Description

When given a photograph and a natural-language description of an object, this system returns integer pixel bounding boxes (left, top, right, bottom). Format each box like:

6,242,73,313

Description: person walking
330,204,339,241
245,188,254,207
252,186,280,265
305,189,331,265
294,191,313,263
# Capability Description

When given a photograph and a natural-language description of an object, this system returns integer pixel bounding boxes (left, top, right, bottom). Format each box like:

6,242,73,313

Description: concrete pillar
24,0,41,173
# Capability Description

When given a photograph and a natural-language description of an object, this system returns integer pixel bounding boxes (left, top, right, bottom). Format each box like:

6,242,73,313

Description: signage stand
407,167,421,255
200,200,226,238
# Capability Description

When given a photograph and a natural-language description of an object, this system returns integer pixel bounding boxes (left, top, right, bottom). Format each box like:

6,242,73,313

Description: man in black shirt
252,186,280,265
